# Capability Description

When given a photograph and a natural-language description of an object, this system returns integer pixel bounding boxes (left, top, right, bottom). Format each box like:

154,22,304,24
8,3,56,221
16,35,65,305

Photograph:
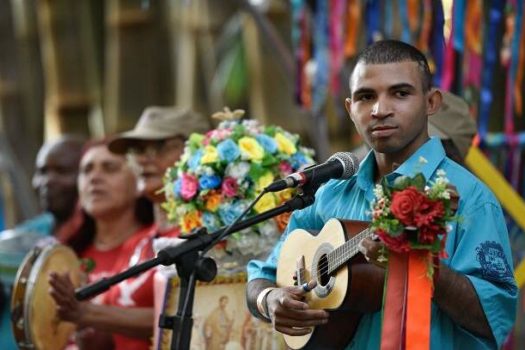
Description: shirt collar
355,137,446,189
356,149,376,192
389,137,446,181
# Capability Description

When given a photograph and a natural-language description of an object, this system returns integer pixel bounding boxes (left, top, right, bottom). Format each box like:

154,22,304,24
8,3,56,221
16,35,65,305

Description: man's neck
372,136,430,181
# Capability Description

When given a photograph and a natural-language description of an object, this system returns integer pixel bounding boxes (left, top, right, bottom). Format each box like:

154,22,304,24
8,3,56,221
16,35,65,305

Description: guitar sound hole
317,254,331,286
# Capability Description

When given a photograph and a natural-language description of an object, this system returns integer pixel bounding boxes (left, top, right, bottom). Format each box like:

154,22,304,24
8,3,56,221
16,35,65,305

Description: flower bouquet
371,165,457,260
370,158,458,350
162,110,315,275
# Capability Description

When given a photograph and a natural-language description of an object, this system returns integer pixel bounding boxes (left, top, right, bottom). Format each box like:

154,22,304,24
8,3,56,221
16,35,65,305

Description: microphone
265,152,359,192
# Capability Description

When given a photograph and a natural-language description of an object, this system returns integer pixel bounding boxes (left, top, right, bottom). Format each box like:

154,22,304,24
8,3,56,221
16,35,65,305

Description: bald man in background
0,135,85,350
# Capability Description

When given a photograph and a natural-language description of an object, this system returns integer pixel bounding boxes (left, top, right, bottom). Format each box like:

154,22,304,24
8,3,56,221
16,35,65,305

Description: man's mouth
371,125,397,137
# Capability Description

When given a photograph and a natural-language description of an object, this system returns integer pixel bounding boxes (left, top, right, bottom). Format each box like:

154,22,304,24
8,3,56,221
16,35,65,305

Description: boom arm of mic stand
74,192,317,350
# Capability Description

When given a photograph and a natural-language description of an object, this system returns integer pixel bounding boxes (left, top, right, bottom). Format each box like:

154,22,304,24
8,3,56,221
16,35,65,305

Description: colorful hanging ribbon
384,0,394,39
291,0,304,106
417,0,432,54
344,0,361,58
464,0,483,88
399,0,412,43
514,0,525,117
300,5,312,108
441,0,456,91
380,252,408,350
381,251,433,350
406,251,433,349
453,0,466,51
478,1,505,141
407,0,420,33
312,0,329,114
365,0,381,44
329,0,345,94
430,0,445,87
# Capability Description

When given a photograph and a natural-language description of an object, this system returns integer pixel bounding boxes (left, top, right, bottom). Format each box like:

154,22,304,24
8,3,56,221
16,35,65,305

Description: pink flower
279,161,293,175
206,128,232,142
221,177,238,198
180,174,199,201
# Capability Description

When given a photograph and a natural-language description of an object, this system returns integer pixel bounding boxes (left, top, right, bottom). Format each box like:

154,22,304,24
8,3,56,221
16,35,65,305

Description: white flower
259,220,278,237
373,184,384,199
202,166,214,176
436,169,446,177
180,148,191,163
225,161,250,179
439,190,451,200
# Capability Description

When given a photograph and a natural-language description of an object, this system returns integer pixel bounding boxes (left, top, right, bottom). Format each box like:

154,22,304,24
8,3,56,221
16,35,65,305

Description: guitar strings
311,228,373,278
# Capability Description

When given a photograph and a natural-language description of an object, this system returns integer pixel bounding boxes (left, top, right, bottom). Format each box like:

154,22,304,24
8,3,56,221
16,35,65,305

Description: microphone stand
75,190,317,350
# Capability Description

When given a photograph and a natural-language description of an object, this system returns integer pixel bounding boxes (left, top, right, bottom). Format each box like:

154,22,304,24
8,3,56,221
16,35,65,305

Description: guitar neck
327,227,374,275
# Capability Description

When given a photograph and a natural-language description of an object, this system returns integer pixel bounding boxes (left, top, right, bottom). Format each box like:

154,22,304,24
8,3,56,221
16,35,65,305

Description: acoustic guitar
276,218,382,349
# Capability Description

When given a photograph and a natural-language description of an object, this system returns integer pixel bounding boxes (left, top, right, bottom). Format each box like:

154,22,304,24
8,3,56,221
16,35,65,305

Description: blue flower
218,203,244,226
173,179,182,197
256,134,278,154
202,212,220,231
217,139,240,162
199,175,222,190
188,149,203,171
290,152,309,169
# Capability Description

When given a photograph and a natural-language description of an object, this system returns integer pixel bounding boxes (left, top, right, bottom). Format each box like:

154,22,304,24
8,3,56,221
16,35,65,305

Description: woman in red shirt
49,141,156,350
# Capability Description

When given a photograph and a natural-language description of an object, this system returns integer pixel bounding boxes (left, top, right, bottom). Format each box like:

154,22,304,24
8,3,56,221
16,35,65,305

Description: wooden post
0,0,41,221
168,0,236,118
104,0,174,134
36,0,102,138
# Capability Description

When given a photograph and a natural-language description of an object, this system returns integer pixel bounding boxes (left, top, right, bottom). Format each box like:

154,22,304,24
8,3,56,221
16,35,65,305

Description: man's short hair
353,40,432,92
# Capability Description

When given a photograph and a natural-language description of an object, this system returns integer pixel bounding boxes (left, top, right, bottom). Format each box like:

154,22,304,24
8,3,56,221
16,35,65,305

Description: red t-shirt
81,225,158,350
80,224,181,350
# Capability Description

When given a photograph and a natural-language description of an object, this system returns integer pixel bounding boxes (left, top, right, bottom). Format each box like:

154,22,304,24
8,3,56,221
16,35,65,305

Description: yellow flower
254,193,277,213
276,188,294,202
205,192,222,212
256,172,275,192
201,145,219,164
180,211,202,233
274,133,296,155
238,137,264,161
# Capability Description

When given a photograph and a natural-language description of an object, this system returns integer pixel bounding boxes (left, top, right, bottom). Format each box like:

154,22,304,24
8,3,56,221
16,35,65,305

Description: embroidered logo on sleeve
476,241,513,284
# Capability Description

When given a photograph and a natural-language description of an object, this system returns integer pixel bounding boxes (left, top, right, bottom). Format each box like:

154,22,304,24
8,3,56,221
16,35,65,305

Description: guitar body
276,218,371,349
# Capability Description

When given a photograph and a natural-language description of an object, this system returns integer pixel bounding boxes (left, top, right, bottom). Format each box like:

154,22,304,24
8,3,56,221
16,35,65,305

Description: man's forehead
38,146,80,169
350,61,421,92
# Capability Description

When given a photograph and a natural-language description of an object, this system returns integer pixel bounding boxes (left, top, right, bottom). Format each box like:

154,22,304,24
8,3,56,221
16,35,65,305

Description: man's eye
395,91,409,98
357,94,373,101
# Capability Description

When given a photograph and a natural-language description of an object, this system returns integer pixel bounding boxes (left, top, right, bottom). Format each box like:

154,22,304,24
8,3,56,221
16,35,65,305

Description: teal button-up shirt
248,137,517,349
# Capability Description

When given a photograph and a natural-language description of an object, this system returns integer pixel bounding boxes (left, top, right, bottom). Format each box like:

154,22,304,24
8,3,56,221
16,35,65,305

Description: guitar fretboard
327,227,374,275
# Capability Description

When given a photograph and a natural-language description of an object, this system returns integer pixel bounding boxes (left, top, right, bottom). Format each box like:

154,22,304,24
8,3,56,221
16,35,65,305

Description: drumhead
11,244,81,350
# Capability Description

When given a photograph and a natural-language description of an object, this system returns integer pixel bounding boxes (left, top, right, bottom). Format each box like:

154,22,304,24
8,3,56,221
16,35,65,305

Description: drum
10,244,81,350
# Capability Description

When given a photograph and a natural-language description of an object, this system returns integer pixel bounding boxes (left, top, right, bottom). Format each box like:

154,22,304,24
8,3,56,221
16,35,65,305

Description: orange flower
205,192,222,212
180,211,202,233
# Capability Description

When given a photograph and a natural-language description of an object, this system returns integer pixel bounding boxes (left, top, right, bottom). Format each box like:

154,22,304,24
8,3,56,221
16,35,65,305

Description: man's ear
426,88,443,116
345,98,353,120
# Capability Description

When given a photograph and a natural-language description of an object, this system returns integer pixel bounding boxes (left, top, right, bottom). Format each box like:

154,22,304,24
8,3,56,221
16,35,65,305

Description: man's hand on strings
265,280,329,336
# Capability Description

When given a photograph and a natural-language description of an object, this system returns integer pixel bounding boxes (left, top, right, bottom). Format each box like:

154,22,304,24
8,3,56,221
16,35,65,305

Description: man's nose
371,99,391,119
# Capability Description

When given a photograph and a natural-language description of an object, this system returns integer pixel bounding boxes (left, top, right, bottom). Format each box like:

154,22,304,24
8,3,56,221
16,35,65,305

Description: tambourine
11,243,81,350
